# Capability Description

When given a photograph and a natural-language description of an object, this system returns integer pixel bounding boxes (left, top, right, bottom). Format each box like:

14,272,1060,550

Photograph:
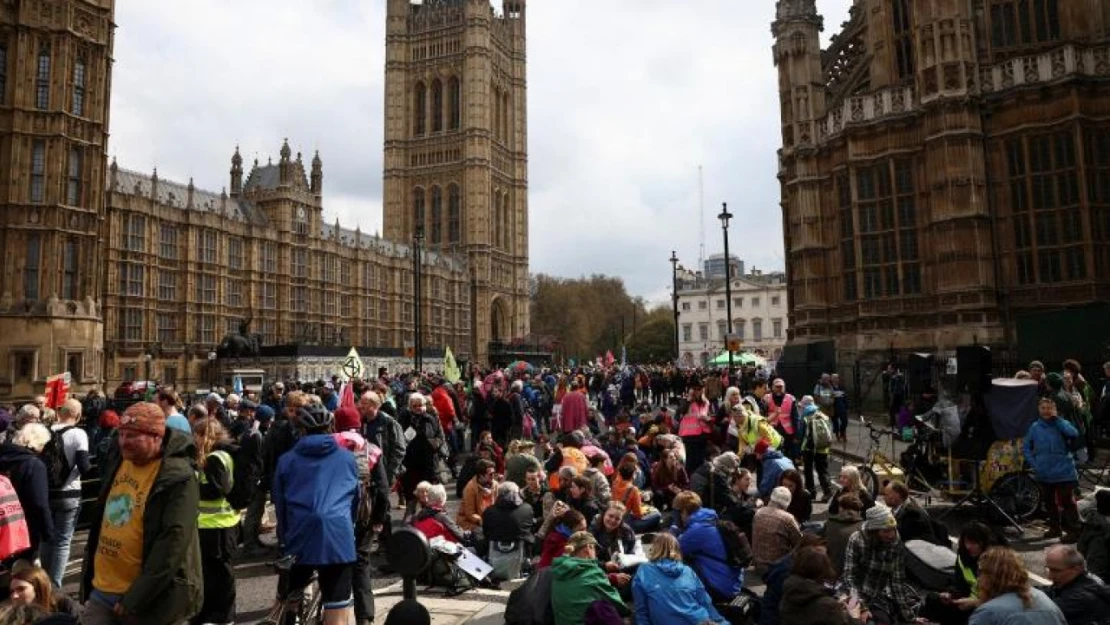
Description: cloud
110,0,854,305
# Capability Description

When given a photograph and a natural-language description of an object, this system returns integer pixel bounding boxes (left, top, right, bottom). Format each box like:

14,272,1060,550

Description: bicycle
258,554,323,625
854,416,912,498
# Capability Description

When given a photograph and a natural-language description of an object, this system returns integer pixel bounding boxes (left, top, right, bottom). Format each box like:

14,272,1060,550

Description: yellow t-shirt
93,458,162,595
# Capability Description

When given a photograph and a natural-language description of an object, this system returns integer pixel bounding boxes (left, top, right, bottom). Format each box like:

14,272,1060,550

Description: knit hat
119,402,167,437
255,405,275,424
565,530,599,555
712,452,741,475
770,486,792,509
802,404,818,417
334,406,361,433
863,504,898,531
384,599,431,625
99,409,121,429
754,439,771,456
1046,372,1064,390
1029,360,1046,371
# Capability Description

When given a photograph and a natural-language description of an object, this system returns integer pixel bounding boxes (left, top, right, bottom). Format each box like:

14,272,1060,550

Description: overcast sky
111,0,853,306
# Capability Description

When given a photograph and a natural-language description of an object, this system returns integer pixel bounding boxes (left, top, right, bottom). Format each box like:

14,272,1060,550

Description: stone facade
382,0,531,365
0,0,113,400
774,0,1110,363
101,144,472,393
676,269,789,367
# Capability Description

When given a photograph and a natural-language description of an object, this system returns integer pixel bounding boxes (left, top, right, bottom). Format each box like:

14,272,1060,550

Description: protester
358,391,407,499
457,458,498,532
671,491,745,602
1079,490,1110,580
828,465,875,515
752,486,802,571
190,417,239,625
1024,397,1081,542
884,480,935,544
649,448,689,511
539,508,587,569
823,492,864,576
80,402,202,625
919,521,1001,625
972,546,1066,625
399,392,446,519
798,400,833,500
38,398,89,588
754,439,795,500
483,482,535,581
505,440,543,487
631,532,725,625
584,454,612,510
412,483,468,543
759,534,827,625
779,469,812,525
589,502,643,585
611,463,660,533
842,504,921,624
0,424,53,561
779,546,855,625
8,561,80,617
551,531,630,625
1044,544,1110,625
678,379,712,473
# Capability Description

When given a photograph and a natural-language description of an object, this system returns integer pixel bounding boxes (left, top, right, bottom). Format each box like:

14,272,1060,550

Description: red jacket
431,387,457,433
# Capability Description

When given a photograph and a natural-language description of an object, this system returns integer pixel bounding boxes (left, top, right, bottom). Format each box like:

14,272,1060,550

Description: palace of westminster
0,0,530,400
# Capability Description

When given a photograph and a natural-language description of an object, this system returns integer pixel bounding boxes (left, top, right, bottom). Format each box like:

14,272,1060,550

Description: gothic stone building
774,0,1110,363
382,0,531,363
102,143,471,391
0,0,112,400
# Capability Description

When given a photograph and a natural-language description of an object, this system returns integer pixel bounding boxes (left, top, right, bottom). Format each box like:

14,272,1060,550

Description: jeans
353,524,376,623
42,496,81,588
802,451,832,498
627,511,662,533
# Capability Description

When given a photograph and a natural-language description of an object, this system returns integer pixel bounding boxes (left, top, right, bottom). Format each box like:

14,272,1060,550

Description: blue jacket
273,433,359,565
968,588,1066,625
1023,417,1079,484
632,559,725,625
759,450,796,499
676,508,744,599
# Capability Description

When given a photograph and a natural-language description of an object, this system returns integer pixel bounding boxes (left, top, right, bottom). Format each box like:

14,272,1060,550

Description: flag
604,350,615,367
340,380,356,409
45,373,69,409
339,347,364,382
444,347,461,384
233,376,244,395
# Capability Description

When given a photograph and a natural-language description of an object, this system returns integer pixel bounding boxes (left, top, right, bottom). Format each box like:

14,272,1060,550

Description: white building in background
675,268,788,368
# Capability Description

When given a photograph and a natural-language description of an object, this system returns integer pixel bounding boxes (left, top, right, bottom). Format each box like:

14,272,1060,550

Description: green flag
444,347,460,384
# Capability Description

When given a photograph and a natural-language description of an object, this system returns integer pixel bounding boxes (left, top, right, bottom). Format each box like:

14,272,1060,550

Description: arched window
413,82,426,136
430,186,443,244
412,187,425,236
448,184,461,243
431,79,443,133
448,77,461,130
35,45,50,109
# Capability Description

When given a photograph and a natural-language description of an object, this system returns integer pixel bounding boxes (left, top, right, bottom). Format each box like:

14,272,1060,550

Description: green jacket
81,428,203,625
550,555,629,625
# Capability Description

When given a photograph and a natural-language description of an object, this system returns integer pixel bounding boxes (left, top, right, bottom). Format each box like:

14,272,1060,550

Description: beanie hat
99,409,121,429
754,439,771,456
1029,360,1045,371
863,504,898,531
255,404,275,424
712,452,741,475
120,402,167,437
770,485,792,509
384,599,431,625
1046,372,1064,390
802,404,818,417
334,406,361,433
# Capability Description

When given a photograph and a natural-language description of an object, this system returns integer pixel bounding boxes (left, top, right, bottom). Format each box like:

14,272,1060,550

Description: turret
772,0,825,151
310,151,323,197
230,145,243,197
279,138,292,186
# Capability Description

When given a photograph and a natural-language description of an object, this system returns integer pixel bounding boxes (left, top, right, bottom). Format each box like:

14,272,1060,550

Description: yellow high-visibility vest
198,450,239,529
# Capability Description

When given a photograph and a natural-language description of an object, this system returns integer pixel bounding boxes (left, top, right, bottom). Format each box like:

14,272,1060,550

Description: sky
111,0,854,307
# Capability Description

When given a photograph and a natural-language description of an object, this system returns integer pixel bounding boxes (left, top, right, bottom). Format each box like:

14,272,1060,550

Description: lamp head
717,203,733,229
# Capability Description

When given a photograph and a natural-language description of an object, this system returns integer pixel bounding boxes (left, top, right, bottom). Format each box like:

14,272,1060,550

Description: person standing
559,381,589,434
190,417,239,625
798,401,833,501
830,373,850,443
399,393,446,520
765,379,799,461
0,424,53,562
1024,397,1081,542
678,379,712,474
79,402,202,625
359,390,406,501
41,398,90,588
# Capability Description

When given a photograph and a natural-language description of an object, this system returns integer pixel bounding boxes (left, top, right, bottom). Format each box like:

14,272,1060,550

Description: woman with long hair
191,417,238,625
631,532,724,625
650,448,690,511
8,561,78,617
828,465,875,515
969,547,1065,625
920,521,1004,625
779,546,853,625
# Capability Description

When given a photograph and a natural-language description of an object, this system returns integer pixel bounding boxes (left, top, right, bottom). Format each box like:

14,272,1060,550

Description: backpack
810,415,833,449
41,426,76,491
715,518,753,568
225,430,263,510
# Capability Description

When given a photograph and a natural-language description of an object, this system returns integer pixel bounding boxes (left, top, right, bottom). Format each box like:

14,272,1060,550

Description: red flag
340,380,356,409
45,373,69,409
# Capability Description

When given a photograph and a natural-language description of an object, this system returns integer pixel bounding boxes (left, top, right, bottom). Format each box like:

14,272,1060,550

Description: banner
444,347,461,384
339,347,364,382
233,376,244,395
44,372,70,409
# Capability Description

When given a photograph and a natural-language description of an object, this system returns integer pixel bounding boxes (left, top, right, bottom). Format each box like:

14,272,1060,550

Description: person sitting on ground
0,603,53,625
650,448,689,512
483,482,535,581
590,501,644,590
455,443,495,500
671,491,745,603
779,469,812,525
8,561,80,618
823,492,864,576
754,439,796,501
1045,544,1110,625
759,534,827,625
972,546,1067,625
505,440,543,488
828,465,876,515
522,467,549,526
843,504,921,625
412,483,468,544
544,474,601,532
752,486,802,572
1078,489,1110,581
538,508,587,570
919,521,1002,625
883,480,935,544
583,453,612,510
611,463,661,534
631,532,726,625
779,546,856,625
457,458,498,532
551,531,630,625
722,468,759,539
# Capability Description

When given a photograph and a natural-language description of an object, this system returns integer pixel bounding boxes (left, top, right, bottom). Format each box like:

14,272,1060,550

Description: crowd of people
0,357,1102,625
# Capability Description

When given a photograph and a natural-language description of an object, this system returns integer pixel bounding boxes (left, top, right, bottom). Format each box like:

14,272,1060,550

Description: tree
626,317,675,364
529,273,649,361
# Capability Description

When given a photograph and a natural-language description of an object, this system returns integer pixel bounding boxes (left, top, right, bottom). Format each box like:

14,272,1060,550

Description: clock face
295,206,306,220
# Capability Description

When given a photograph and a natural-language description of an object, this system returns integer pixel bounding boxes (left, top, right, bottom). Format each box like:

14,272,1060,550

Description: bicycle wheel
858,465,880,499
303,580,324,625
989,472,1041,522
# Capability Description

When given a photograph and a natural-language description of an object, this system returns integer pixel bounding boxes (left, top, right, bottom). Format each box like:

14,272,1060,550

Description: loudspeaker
957,345,992,393
907,353,934,395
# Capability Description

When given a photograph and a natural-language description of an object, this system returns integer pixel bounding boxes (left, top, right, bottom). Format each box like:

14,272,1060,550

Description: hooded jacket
779,575,854,625
758,450,796,499
273,433,359,565
550,555,629,625
676,507,745,600
0,442,53,554
80,428,202,625
631,558,724,625
1023,417,1080,484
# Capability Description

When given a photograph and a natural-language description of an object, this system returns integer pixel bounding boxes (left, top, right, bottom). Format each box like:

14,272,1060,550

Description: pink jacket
766,394,796,435
560,391,589,433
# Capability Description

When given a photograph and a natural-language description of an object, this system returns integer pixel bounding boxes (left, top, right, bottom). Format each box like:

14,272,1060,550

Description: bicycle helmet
296,403,334,432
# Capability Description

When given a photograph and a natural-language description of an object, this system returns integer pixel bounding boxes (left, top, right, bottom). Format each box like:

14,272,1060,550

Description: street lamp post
669,251,680,364
413,226,424,373
718,203,734,379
